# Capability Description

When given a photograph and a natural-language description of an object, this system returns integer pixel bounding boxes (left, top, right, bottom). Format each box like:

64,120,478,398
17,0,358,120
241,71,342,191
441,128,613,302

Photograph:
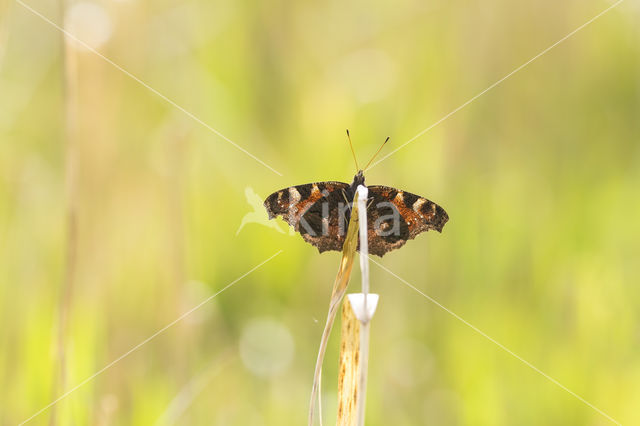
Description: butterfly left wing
264,182,352,253
364,185,449,256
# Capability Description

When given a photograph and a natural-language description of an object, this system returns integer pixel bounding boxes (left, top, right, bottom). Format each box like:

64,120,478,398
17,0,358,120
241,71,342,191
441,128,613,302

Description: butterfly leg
341,189,352,212
366,197,374,209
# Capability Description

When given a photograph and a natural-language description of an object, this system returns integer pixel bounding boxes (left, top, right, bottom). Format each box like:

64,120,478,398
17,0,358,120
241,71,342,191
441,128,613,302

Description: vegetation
0,0,638,424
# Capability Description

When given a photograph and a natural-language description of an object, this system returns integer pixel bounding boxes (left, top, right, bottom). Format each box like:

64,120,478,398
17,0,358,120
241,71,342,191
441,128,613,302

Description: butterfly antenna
364,136,390,171
346,129,360,171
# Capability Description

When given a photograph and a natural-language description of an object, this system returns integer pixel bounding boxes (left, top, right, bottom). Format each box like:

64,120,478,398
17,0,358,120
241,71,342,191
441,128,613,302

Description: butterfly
263,131,449,256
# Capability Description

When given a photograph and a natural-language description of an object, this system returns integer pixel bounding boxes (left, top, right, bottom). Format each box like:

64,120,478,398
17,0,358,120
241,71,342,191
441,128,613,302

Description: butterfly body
264,170,448,256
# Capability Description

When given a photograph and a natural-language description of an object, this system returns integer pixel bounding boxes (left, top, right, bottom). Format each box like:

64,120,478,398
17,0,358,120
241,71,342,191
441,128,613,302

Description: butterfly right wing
364,185,449,256
264,181,352,253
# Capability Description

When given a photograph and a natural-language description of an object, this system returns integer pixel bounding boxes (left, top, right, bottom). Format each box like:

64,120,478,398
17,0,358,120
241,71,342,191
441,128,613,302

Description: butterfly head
350,170,365,192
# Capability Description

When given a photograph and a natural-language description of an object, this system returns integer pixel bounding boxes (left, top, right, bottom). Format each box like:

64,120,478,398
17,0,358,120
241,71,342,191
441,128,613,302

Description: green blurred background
1,0,639,424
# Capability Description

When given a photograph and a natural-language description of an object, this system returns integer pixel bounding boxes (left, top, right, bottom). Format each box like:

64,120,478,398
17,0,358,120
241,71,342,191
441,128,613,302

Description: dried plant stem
308,193,361,426
356,313,371,426
50,2,79,425
354,185,371,426
336,297,360,425
336,186,377,426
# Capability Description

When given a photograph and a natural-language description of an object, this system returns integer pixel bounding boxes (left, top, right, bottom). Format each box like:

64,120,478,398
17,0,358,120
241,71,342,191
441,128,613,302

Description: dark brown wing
365,185,449,256
264,182,351,253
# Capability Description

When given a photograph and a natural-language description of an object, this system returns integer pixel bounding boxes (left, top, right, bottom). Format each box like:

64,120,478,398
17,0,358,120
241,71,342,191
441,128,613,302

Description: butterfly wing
264,182,449,256
264,182,351,253
365,185,449,256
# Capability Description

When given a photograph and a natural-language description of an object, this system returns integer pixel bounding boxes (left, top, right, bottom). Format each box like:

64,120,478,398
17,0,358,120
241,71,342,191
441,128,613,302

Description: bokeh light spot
239,318,295,378
65,2,113,50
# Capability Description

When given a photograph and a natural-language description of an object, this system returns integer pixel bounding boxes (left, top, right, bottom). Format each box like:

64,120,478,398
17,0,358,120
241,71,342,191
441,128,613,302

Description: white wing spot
289,187,301,203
